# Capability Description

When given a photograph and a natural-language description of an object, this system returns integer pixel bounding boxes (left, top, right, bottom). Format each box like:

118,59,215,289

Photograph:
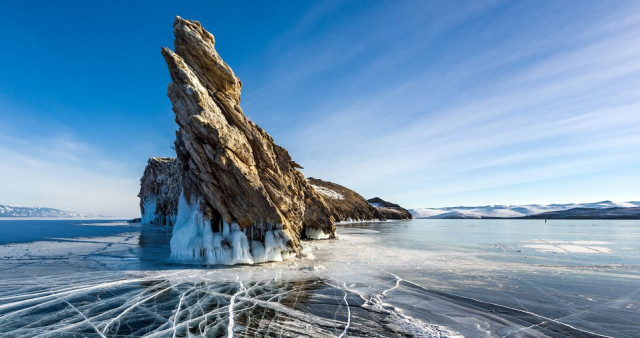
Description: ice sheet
1,219,639,337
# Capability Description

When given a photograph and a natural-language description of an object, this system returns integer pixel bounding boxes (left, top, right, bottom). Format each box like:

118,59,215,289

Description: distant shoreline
0,217,124,221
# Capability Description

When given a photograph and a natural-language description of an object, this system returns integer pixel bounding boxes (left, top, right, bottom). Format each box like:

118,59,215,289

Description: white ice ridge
311,184,344,200
170,192,295,265
305,227,331,240
338,283,351,338
227,276,246,338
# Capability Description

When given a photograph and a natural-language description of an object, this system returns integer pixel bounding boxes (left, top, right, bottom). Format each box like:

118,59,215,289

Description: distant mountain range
410,201,640,219
0,205,90,218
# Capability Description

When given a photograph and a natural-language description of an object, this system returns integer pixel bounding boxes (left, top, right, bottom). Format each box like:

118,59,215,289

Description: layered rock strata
160,17,335,264
367,197,413,220
138,157,181,226
307,178,383,222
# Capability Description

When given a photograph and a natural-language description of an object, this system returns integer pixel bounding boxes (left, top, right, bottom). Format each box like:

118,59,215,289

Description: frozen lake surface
0,219,639,337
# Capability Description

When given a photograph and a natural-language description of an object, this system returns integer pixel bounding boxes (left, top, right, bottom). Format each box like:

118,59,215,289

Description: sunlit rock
307,177,383,222
367,197,413,220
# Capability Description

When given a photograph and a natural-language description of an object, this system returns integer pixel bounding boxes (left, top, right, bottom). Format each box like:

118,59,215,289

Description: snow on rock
311,184,345,200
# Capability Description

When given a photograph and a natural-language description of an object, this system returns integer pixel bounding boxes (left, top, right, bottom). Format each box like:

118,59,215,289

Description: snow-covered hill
410,201,640,219
0,205,88,218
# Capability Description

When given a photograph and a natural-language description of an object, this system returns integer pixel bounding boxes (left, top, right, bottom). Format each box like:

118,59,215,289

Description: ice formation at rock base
140,198,156,225
170,192,298,265
304,227,332,240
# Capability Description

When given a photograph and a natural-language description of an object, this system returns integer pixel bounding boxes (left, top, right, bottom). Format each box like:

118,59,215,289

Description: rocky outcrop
138,157,181,226
159,17,335,264
367,197,413,220
307,178,383,222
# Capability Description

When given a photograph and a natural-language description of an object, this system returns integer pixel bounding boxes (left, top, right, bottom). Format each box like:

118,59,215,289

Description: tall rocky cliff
156,17,334,264
138,157,181,226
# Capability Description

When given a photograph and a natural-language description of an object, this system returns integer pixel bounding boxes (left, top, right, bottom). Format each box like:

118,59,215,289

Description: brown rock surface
367,197,413,220
307,178,383,222
161,17,334,259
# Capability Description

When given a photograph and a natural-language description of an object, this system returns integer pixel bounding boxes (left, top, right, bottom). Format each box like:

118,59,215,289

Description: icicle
169,189,295,265
305,227,331,240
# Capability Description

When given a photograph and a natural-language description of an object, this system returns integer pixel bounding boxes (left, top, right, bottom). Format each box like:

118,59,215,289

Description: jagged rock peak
172,16,242,102
161,16,335,261
138,157,181,226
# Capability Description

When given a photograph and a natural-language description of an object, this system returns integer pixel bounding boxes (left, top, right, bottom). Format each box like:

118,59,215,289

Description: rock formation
367,197,413,220
307,178,383,222
159,17,335,264
138,157,182,226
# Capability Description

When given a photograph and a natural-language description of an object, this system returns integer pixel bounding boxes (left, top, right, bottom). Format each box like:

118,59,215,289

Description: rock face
160,17,335,264
367,197,413,220
307,178,383,222
139,157,181,226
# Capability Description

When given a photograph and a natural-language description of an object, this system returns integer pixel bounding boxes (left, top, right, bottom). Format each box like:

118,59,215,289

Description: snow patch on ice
522,240,613,253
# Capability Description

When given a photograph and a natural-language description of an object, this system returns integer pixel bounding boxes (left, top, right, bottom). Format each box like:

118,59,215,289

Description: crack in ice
381,272,402,297
400,278,611,338
171,282,195,338
101,283,173,335
338,283,351,338
227,275,246,338
49,289,107,338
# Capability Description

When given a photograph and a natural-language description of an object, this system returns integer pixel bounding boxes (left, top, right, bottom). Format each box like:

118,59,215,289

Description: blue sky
1,1,639,217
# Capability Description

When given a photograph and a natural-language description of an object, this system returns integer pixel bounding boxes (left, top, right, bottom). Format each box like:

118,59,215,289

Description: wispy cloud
256,1,640,208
